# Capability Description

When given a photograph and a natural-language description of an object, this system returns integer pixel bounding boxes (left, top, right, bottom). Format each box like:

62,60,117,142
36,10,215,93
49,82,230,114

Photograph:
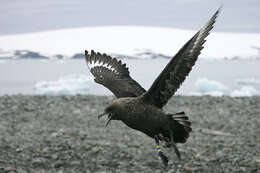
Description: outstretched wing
85,50,146,98
142,8,221,108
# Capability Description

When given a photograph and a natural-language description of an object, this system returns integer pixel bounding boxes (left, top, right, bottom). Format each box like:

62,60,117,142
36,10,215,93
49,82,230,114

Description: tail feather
168,112,192,143
184,126,192,133
174,116,189,120
175,119,191,127
172,111,185,115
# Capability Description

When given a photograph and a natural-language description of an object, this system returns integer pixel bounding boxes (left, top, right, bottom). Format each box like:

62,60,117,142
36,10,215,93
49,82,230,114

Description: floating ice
34,74,94,95
54,59,65,64
195,78,229,96
0,60,7,64
230,86,260,97
236,78,260,86
192,77,260,97
34,75,260,96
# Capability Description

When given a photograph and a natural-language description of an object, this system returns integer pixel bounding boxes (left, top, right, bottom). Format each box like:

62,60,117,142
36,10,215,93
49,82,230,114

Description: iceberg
34,74,94,95
193,77,260,97
236,78,260,86
230,86,260,97
195,78,229,96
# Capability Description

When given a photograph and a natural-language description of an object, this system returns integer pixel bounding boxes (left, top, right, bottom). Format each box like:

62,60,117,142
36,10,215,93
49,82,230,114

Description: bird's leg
154,135,168,168
170,131,181,159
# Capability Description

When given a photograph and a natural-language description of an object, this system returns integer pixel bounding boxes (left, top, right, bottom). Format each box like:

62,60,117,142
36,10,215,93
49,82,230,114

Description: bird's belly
121,106,168,138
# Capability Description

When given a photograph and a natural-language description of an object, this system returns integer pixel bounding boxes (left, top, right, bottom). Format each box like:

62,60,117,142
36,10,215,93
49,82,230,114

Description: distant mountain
0,49,171,60
14,50,49,59
0,50,48,59
71,53,84,59
0,26,259,60
1,49,260,61
71,51,171,60
71,53,138,60
135,51,171,59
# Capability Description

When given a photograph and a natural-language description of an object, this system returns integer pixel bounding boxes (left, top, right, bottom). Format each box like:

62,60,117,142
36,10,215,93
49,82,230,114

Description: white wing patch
85,50,130,78
87,60,120,75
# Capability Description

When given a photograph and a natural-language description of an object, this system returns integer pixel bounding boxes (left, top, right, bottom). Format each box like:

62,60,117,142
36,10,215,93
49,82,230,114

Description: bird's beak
98,112,107,119
98,112,113,127
105,113,113,127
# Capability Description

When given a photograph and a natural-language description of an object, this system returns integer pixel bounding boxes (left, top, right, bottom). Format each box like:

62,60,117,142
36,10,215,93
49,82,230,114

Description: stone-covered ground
0,95,259,173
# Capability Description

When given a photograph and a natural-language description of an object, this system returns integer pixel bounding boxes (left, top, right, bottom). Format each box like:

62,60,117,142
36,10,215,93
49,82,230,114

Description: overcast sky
0,0,259,35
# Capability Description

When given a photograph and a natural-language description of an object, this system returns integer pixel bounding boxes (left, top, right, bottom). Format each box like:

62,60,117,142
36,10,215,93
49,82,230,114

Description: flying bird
85,8,221,168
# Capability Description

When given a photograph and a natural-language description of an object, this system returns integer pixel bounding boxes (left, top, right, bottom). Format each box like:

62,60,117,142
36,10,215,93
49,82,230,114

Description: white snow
0,26,260,59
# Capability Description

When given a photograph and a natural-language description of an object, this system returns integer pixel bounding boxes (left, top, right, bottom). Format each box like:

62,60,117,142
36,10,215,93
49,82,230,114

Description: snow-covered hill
1,26,260,60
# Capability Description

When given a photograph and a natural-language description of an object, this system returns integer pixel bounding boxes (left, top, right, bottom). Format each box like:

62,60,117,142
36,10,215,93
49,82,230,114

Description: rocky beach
0,95,259,173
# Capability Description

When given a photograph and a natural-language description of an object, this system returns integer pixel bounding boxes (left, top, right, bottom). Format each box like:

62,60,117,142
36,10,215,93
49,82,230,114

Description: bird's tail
168,112,192,143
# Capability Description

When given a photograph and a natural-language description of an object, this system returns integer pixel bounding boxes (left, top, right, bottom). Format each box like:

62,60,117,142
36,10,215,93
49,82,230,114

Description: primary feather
85,50,146,98
85,7,221,107
142,7,221,108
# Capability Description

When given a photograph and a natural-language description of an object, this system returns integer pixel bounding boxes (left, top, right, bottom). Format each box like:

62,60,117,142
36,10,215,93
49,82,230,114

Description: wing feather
142,7,221,108
85,50,146,98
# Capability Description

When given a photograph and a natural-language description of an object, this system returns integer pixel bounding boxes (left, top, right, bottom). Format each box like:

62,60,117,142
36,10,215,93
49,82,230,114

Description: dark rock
32,157,47,167
135,51,171,59
72,53,84,59
54,54,64,59
14,50,48,59
54,160,65,168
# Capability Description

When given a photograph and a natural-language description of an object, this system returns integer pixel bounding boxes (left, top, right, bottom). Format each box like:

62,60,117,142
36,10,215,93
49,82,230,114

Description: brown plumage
85,7,221,168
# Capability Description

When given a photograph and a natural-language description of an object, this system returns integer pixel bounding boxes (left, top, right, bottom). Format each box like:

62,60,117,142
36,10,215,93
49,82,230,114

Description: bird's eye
106,107,112,112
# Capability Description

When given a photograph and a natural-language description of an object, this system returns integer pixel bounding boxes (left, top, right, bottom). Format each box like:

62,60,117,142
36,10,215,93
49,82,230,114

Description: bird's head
98,100,123,127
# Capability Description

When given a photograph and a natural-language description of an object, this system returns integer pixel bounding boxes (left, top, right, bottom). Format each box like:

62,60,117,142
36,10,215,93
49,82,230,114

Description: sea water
0,59,259,96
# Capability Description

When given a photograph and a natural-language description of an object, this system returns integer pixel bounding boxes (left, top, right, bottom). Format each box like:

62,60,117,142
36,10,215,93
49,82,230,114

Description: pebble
0,95,259,172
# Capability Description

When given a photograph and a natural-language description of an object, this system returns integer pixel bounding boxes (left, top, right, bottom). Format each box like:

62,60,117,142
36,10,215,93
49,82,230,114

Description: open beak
105,113,113,127
98,112,107,119
98,112,113,127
